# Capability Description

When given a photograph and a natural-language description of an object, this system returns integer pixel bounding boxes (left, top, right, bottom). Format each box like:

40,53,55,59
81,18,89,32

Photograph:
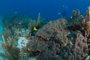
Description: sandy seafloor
0,16,4,60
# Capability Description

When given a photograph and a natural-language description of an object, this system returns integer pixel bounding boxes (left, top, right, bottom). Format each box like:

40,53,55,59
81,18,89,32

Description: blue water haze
0,0,90,20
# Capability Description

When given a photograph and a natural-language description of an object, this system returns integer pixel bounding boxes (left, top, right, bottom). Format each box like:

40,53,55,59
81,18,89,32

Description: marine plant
2,28,12,40
68,9,85,31
28,13,48,36
1,6,90,60
0,35,20,60
1,13,48,42
0,12,49,60
1,14,32,41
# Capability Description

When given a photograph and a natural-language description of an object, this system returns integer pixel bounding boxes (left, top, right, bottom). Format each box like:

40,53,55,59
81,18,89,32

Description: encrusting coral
82,7,90,59
27,18,88,60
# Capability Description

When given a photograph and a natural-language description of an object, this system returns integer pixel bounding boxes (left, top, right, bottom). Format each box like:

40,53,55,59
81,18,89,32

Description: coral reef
83,7,90,37
0,13,48,60
0,35,20,60
28,13,48,36
1,14,31,40
68,10,85,31
72,10,80,18
27,18,88,60
1,7,90,60
27,7,90,60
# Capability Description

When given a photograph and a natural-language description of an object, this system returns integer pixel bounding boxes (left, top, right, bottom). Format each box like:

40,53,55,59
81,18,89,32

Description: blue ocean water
0,0,90,20
0,0,90,60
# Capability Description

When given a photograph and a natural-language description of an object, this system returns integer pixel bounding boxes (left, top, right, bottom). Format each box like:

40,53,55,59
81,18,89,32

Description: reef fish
33,27,38,31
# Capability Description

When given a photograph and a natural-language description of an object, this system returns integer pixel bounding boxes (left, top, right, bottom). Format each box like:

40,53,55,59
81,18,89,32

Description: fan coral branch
36,13,40,26
2,35,6,43
72,10,80,18
0,35,20,60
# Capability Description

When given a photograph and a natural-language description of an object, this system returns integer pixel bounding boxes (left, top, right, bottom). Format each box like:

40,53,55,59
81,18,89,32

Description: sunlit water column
0,16,4,59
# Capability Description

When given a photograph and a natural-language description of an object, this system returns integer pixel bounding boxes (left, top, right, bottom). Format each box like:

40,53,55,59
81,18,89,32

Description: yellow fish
34,27,38,31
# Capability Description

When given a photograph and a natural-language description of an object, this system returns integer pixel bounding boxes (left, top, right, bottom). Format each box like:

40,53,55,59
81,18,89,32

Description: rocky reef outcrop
27,18,88,60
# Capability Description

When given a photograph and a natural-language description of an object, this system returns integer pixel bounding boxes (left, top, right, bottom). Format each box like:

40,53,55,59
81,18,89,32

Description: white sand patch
17,37,29,49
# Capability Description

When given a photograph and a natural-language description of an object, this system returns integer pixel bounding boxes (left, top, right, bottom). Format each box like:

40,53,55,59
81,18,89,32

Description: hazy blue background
0,0,90,20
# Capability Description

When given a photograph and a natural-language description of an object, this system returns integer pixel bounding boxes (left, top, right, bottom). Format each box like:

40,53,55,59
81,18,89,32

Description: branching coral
83,7,90,37
28,13,48,36
2,14,31,29
69,10,85,31
0,35,30,60
0,35,20,60
81,7,90,59
1,13,48,42
2,28,12,40
1,14,32,42
0,13,49,60
72,10,80,18
28,13,41,31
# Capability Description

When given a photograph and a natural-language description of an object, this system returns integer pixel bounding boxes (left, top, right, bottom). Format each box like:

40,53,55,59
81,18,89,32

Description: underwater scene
1,0,90,60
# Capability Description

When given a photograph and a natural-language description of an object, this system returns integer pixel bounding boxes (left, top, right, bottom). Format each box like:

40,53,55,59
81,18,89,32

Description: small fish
33,27,38,31
18,22,21,24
